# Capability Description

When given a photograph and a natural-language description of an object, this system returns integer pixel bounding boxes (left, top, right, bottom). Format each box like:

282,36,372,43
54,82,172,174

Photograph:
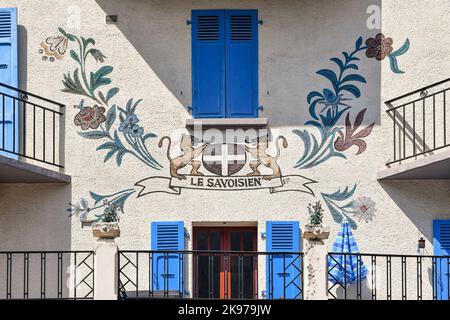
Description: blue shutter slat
225,10,258,118
151,221,184,295
433,220,450,300
0,8,18,159
192,10,225,118
266,221,301,299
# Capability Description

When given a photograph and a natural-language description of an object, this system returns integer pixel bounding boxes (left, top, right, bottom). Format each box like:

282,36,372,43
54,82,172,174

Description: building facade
0,0,449,300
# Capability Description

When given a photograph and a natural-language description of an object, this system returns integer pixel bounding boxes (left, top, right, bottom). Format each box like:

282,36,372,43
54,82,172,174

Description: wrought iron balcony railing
385,78,450,165
328,253,450,300
0,251,94,300
118,250,304,300
0,82,65,168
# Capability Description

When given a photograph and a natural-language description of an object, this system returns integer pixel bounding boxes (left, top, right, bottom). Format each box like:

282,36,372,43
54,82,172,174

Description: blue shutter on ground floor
0,8,18,159
225,10,258,118
192,10,226,118
151,221,185,295
266,221,301,299
433,220,450,300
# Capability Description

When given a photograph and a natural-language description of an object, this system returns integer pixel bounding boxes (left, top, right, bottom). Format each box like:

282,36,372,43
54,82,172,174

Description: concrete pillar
304,240,328,300
94,239,118,300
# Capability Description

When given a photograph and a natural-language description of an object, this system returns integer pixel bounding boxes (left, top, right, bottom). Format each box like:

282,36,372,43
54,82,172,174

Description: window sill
185,118,268,129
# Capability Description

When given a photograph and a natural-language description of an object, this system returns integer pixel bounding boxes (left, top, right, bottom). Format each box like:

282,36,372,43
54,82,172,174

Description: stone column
94,238,118,300
303,229,329,300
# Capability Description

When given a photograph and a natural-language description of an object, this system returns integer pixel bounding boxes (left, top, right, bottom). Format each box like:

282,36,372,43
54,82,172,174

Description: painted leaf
116,149,126,166
113,130,125,149
106,87,119,102
330,57,344,72
388,55,405,74
90,66,113,90
78,130,109,139
355,36,363,50
143,133,157,141
341,74,366,84
104,148,119,163
97,142,117,151
307,91,324,104
390,38,410,57
70,50,80,64
317,69,339,92
90,191,106,205
338,84,361,98
58,27,77,41
105,105,117,131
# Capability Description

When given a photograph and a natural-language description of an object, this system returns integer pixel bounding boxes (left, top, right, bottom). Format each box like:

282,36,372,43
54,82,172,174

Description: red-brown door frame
193,227,257,299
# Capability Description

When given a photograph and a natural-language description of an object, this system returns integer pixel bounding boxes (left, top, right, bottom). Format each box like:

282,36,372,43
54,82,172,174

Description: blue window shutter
0,8,18,159
266,221,301,299
151,221,185,295
433,220,450,300
192,10,225,118
225,10,258,118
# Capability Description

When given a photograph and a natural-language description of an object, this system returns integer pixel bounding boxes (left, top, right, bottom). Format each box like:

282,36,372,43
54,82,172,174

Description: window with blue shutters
0,8,18,159
433,220,450,300
151,221,185,296
266,221,302,299
192,10,258,119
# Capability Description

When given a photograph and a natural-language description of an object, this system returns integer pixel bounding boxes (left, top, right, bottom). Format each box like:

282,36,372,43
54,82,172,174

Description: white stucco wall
0,0,450,299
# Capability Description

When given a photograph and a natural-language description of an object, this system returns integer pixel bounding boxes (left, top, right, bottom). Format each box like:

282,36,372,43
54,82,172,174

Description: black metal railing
0,82,65,168
327,253,450,300
0,251,94,300
118,250,303,300
385,78,450,165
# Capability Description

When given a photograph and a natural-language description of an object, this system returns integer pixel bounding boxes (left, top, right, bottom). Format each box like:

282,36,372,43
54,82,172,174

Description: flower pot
92,222,120,239
303,225,330,241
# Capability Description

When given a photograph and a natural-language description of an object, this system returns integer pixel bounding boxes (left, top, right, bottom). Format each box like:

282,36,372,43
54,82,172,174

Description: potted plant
303,201,330,241
91,201,121,239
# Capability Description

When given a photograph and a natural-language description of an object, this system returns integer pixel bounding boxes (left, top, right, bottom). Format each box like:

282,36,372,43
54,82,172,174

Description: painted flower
119,114,139,134
352,196,376,222
40,35,69,60
74,105,106,130
129,124,144,138
67,198,90,222
365,33,393,61
334,109,375,155
89,49,107,63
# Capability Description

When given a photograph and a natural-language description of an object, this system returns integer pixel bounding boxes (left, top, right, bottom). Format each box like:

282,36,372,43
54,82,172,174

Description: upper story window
192,10,258,119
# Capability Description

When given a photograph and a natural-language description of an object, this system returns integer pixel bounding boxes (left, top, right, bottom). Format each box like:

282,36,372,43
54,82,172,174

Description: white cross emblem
202,144,246,176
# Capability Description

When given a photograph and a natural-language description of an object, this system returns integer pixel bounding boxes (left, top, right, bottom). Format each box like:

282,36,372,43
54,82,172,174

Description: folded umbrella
328,220,368,285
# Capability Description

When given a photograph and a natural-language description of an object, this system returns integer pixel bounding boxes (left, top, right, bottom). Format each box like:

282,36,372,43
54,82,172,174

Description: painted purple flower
365,33,393,61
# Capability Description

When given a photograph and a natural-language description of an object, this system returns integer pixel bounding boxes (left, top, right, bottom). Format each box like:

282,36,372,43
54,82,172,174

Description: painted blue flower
119,114,139,133
129,124,144,138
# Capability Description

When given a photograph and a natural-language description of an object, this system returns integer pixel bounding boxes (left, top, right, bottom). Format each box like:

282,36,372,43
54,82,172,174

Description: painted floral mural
39,27,408,229
293,34,408,228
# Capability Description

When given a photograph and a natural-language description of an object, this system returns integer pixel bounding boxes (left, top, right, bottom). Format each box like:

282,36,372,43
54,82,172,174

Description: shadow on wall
380,180,450,246
0,183,72,251
94,0,382,127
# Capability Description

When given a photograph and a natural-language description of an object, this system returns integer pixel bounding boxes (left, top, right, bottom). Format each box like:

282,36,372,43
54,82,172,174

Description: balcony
0,82,70,183
118,250,304,300
378,78,450,180
1,250,449,300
